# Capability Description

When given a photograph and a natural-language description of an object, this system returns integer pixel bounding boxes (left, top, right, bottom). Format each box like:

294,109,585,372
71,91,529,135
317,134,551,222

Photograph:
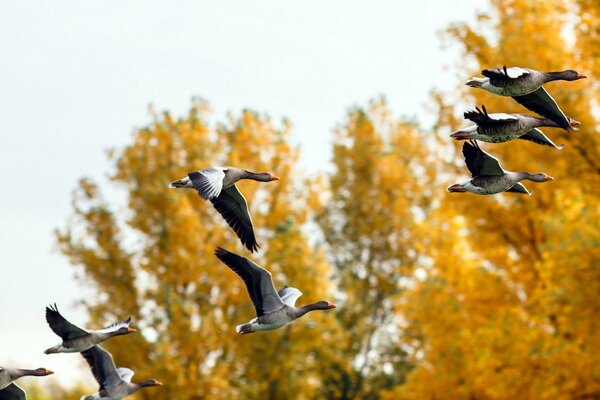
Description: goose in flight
80,346,162,400
450,105,575,149
466,66,586,130
214,247,336,334
45,304,135,354
170,167,279,252
447,141,554,195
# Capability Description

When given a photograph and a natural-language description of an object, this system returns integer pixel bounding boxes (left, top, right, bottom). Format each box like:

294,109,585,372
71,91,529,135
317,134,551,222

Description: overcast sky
0,0,484,388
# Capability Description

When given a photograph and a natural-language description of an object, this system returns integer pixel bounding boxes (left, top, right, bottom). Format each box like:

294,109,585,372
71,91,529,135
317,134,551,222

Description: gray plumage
214,247,336,335
450,106,566,149
170,167,279,252
446,141,554,196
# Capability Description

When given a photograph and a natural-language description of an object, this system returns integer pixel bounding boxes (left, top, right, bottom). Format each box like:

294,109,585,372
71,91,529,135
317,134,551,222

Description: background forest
16,0,600,399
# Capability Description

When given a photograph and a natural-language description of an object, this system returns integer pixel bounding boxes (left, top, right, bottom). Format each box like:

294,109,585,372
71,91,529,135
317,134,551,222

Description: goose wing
215,248,285,317
506,183,531,195
277,286,303,307
211,185,258,253
482,66,530,85
464,106,517,127
80,346,122,390
518,128,564,150
512,87,571,130
45,304,88,340
189,167,226,200
96,317,132,334
0,384,25,400
462,141,504,177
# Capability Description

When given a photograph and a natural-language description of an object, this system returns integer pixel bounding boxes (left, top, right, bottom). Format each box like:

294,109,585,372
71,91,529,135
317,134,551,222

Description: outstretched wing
45,304,88,341
462,141,504,177
80,346,122,390
0,383,25,400
505,183,531,195
211,185,258,253
277,286,303,307
215,248,285,317
518,128,564,150
96,316,132,334
482,66,530,85
464,106,517,126
189,167,226,200
512,87,571,130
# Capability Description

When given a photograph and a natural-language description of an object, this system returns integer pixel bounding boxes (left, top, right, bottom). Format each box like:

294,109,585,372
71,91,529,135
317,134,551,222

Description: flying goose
450,105,574,149
0,367,53,400
214,247,336,334
169,167,279,253
80,345,162,400
466,66,586,130
45,304,135,354
447,141,554,195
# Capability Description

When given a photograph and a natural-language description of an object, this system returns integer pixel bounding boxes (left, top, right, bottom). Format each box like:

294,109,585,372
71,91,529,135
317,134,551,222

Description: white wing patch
190,167,226,200
278,287,303,307
96,317,131,334
117,368,135,383
505,67,529,78
488,113,518,121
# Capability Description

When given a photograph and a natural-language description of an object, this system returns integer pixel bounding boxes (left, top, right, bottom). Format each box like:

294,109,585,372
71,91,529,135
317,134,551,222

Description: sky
0,0,484,388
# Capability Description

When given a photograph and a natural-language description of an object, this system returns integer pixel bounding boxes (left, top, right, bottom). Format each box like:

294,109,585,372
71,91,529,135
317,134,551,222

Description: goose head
525,173,554,182
558,70,587,81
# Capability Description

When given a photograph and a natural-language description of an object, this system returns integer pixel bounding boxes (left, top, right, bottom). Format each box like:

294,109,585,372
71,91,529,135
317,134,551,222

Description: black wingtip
215,247,230,259
246,241,260,253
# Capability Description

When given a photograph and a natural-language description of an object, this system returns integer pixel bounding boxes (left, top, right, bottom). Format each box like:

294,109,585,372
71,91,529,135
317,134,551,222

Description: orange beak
576,73,587,79
544,175,554,182
127,327,137,333
45,369,55,375
327,302,337,309
270,175,280,181
154,380,163,386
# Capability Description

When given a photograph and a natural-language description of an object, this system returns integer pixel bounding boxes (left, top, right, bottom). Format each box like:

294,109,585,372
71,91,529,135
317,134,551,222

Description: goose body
214,248,336,334
0,367,53,400
169,167,279,253
450,106,571,149
466,66,586,130
44,304,135,354
80,346,162,400
447,141,554,196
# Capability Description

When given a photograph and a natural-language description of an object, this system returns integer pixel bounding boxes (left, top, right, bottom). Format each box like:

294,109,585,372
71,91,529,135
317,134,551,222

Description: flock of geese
447,66,586,195
1,66,587,399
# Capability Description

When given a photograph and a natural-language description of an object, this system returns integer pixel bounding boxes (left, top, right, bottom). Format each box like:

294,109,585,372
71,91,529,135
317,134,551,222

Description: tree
386,1,600,399
57,103,339,399
316,98,437,398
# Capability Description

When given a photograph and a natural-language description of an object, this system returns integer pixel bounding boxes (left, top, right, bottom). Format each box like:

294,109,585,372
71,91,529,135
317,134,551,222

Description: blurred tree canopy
57,0,600,399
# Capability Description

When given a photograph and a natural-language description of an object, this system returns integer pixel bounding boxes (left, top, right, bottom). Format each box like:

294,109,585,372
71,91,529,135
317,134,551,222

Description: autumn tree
57,103,340,399
315,98,438,399
385,1,600,399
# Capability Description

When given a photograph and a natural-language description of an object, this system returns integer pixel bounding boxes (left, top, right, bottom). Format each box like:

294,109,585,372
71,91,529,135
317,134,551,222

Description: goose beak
466,80,482,88
126,327,137,333
270,175,280,181
327,303,337,309
569,118,581,127
154,380,163,386
543,174,554,182
447,184,466,193
576,73,587,79
45,370,55,375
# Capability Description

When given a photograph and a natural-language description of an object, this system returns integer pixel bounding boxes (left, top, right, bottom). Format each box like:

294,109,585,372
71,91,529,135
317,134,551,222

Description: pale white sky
0,0,484,389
